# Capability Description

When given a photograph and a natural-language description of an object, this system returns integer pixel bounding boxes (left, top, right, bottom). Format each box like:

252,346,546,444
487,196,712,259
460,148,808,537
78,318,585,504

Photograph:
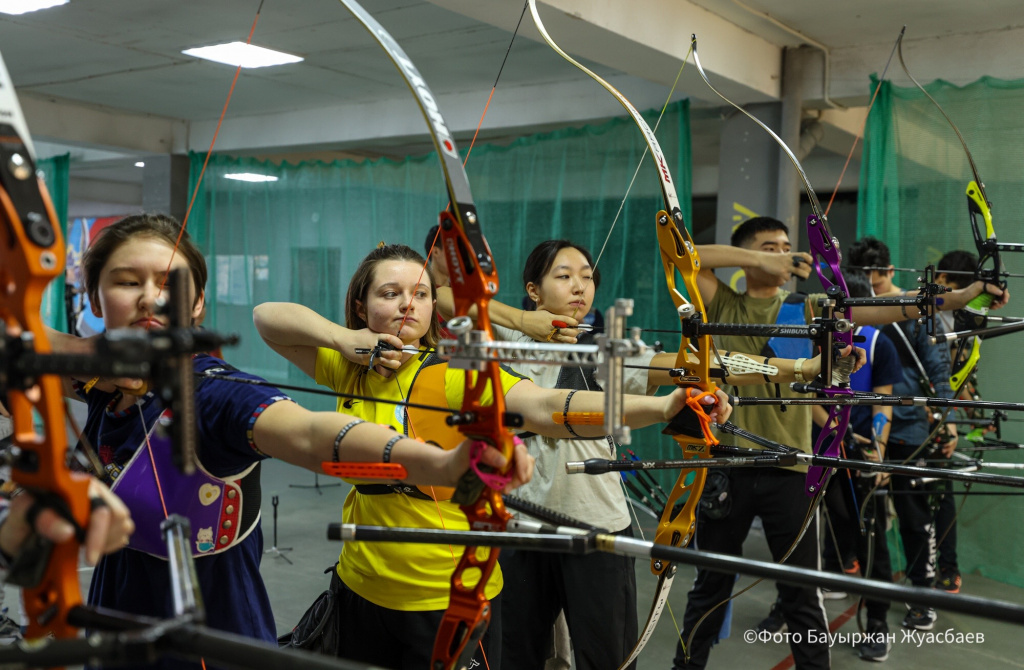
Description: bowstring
129,0,264,536
132,0,264,557
135,405,172,519
389,9,529,667
682,27,910,662
389,0,529,531
682,486,826,660
823,26,903,217
159,0,265,299
592,45,730,664
63,7,266,591
557,50,695,662
506,21,694,608
567,43,693,327
85,10,260,665
396,1,529,341
65,406,104,478
889,334,980,576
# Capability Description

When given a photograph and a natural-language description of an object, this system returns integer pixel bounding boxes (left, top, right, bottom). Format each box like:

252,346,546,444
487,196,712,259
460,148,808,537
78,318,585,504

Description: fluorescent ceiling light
134,161,145,168
0,0,68,15
223,173,278,183
182,41,303,69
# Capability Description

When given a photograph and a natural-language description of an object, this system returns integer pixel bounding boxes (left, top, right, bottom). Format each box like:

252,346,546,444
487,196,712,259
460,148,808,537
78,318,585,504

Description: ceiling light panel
0,0,69,16
182,42,303,69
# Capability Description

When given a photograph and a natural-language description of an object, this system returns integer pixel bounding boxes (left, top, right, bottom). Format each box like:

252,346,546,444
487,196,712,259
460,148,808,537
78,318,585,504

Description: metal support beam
21,92,186,155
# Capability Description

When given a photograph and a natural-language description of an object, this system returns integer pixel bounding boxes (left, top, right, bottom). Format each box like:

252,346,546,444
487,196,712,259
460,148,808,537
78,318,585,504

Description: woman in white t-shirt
445,239,845,670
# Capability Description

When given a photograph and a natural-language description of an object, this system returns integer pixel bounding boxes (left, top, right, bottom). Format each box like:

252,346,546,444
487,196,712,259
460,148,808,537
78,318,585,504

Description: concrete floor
9,457,1021,669
257,458,1024,669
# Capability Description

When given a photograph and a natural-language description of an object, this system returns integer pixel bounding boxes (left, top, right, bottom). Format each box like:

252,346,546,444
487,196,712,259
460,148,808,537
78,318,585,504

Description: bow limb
897,32,1018,457
894,35,999,563
691,35,853,496
676,34,859,658
528,3,717,665
338,3,514,669
950,336,981,393
897,32,1008,320
0,53,91,644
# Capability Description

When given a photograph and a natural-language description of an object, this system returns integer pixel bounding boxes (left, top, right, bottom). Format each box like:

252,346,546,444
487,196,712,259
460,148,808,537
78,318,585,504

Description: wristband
793,358,807,384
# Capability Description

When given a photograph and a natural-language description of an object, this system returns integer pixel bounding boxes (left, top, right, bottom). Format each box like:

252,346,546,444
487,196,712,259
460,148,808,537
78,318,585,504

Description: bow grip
7,534,53,589
450,468,486,506
14,449,90,640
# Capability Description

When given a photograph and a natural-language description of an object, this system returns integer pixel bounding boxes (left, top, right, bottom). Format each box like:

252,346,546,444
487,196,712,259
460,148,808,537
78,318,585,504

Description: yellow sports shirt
316,347,524,610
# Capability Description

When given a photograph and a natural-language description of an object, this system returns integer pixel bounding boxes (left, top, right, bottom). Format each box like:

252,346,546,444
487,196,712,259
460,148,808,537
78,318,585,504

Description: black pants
822,474,858,572
888,440,936,587
934,479,958,571
500,526,638,670
673,468,829,670
823,470,893,621
335,580,502,670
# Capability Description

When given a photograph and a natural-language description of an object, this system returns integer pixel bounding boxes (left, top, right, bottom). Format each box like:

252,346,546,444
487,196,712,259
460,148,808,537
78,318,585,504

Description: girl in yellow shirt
254,243,729,669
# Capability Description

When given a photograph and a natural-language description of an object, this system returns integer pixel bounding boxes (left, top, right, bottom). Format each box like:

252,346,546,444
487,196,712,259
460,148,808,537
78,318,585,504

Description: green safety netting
188,101,694,489
38,153,69,333
860,77,1024,587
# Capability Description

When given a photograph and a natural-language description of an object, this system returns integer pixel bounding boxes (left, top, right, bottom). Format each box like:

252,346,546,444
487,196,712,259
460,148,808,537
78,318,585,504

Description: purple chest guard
805,214,854,495
110,412,259,559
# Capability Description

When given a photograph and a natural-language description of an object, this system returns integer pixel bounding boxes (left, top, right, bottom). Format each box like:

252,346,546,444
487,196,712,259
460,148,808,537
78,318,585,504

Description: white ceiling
692,0,1024,50
1,0,1020,211
6,1,620,120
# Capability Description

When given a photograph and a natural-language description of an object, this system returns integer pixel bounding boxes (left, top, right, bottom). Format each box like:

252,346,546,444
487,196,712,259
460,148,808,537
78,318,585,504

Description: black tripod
289,472,341,495
263,495,293,564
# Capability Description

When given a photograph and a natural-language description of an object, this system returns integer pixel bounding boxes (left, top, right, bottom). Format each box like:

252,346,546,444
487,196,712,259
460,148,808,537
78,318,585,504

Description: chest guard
111,412,261,559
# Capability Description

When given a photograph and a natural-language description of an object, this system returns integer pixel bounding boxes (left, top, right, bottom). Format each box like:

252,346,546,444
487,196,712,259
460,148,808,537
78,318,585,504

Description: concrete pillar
776,46,808,246
142,154,190,222
714,102,780,289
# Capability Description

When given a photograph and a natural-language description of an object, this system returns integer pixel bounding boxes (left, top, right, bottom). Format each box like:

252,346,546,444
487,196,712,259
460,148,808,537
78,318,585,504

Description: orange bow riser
433,210,517,668
339,3,517,669
0,110,90,640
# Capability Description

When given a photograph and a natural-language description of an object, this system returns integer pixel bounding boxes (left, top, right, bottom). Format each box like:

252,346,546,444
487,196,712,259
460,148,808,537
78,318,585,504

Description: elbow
508,387,562,437
252,302,283,339
253,303,270,329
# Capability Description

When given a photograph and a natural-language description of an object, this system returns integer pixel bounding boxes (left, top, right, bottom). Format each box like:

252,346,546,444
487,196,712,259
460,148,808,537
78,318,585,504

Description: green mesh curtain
188,101,693,484
858,77,1024,269
859,78,1024,586
37,153,70,332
